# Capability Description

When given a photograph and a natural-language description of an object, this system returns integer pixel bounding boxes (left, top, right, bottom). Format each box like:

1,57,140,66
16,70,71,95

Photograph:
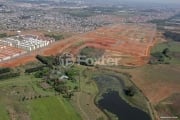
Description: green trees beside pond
124,86,136,97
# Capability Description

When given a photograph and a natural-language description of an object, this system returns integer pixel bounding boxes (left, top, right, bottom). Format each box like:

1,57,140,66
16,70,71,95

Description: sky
81,0,180,5
85,0,180,4
16,0,180,4
120,0,180,4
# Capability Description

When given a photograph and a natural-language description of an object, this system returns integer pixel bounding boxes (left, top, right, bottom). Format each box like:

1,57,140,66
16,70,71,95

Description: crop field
0,23,157,67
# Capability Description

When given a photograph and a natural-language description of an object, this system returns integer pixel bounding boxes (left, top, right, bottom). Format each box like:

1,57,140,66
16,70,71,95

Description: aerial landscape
0,0,179,120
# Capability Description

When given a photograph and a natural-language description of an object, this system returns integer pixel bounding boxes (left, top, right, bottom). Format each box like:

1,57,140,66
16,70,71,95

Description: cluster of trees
36,55,56,67
0,67,20,80
34,67,50,78
0,68,11,74
0,33,7,38
25,65,45,73
54,84,70,94
25,64,50,78
162,48,171,58
0,72,20,80
44,34,64,41
64,67,78,80
80,47,104,58
124,86,136,97
79,47,105,66
164,31,180,42
21,94,50,101
149,48,171,64
36,54,74,67
47,67,78,98
35,54,78,98
54,84,75,99
66,9,96,18
49,78,77,99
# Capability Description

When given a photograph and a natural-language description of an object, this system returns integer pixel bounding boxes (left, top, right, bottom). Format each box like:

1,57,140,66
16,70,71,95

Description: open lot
155,93,180,119
0,23,157,67
0,45,26,62
124,64,180,104
106,41,180,104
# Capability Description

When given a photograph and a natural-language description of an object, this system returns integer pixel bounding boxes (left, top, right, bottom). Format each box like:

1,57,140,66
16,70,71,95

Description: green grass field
0,72,82,120
28,96,81,120
1,40,179,120
138,41,180,84
0,104,9,120
152,42,180,52
70,66,108,120
108,41,180,120
151,41,180,64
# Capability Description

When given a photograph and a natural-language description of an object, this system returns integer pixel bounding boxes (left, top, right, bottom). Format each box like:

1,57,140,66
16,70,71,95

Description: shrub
0,72,20,80
124,86,136,97
0,68,11,74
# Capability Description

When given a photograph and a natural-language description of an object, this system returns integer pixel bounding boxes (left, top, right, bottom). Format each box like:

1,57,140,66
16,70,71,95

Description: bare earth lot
0,23,157,67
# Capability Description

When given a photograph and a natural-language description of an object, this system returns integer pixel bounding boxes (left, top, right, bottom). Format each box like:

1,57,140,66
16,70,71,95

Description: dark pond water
98,91,151,120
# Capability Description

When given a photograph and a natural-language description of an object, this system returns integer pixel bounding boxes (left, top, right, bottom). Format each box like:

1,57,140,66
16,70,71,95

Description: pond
98,91,151,120
94,74,151,120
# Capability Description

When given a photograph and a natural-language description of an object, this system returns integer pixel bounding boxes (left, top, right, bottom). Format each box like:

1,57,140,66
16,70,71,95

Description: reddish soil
0,23,157,67
0,54,36,67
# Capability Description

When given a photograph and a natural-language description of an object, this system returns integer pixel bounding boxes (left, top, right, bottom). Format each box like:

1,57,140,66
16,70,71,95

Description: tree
34,71,43,78
36,55,54,68
22,96,26,101
124,86,136,97
150,52,165,64
162,48,171,58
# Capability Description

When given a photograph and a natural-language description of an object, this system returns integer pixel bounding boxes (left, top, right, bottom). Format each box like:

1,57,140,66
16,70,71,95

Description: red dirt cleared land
0,23,157,67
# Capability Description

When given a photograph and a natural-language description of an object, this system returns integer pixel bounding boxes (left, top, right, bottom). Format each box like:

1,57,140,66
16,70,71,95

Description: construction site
44,24,156,66
0,34,55,63
63,23,157,66
0,23,157,67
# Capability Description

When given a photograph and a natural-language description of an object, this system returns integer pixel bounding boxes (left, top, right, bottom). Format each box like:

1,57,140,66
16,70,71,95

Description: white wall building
0,35,55,51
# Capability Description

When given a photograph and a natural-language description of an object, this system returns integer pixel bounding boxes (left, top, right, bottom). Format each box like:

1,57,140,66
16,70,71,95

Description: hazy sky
122,0,180,4
86,0,180,4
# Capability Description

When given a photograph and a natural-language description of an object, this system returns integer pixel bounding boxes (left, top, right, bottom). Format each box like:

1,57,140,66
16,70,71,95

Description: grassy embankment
0,73,81,120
